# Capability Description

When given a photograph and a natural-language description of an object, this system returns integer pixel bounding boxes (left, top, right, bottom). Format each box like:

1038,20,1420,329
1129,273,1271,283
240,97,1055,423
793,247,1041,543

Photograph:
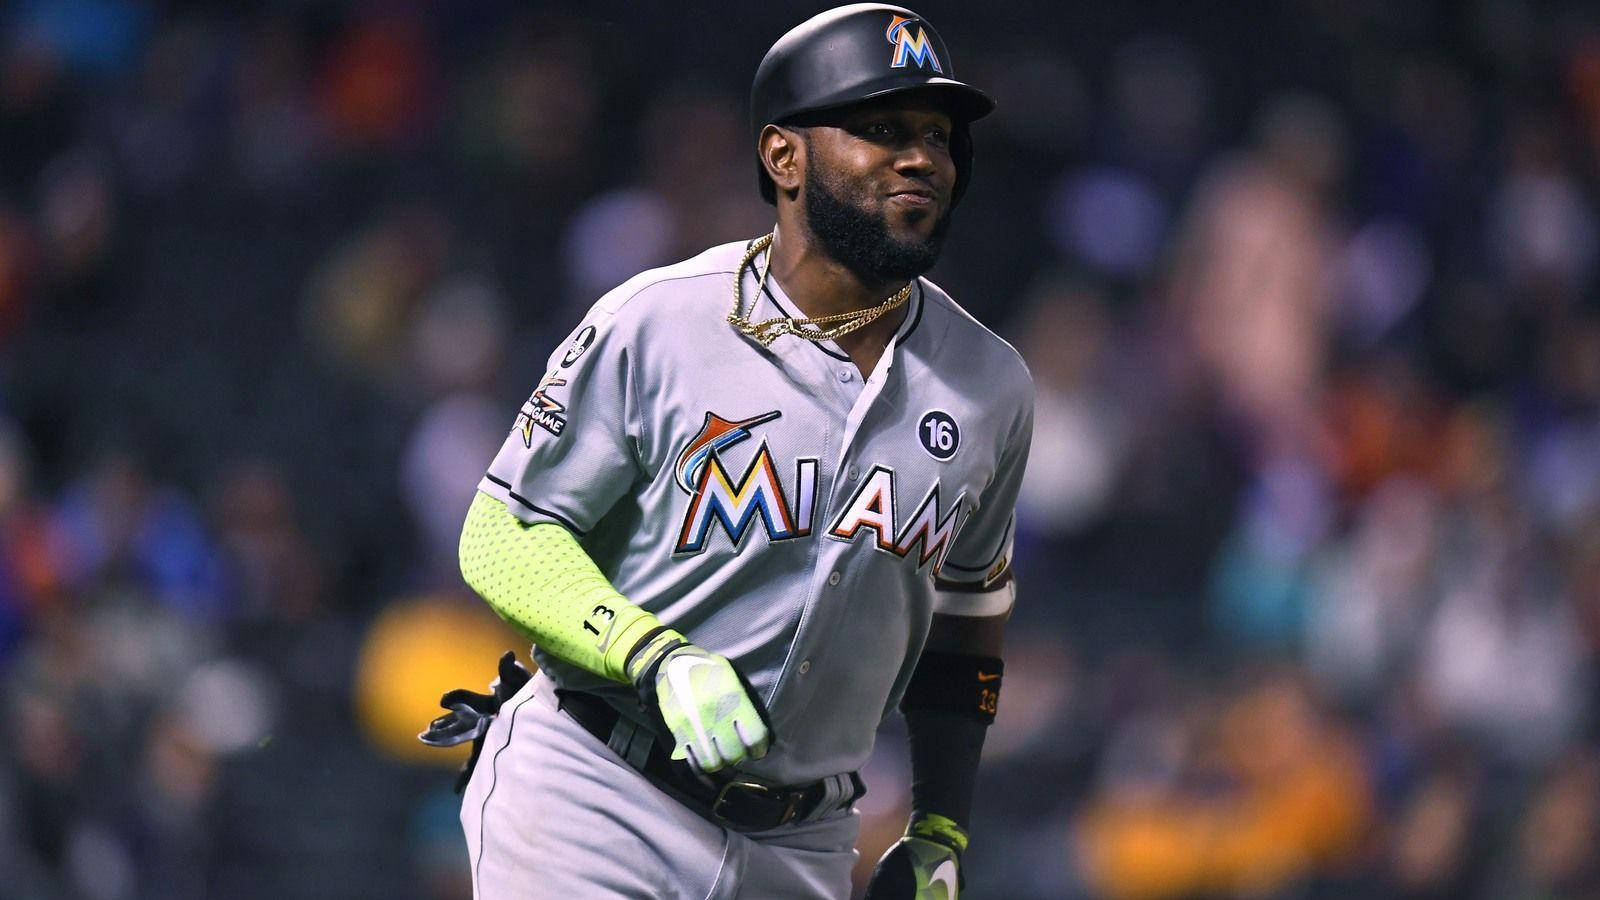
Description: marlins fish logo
885,14,942,73
674,410,782,494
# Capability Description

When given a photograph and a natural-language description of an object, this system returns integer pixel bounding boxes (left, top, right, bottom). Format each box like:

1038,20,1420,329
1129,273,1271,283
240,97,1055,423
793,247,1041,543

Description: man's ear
759,124,805,198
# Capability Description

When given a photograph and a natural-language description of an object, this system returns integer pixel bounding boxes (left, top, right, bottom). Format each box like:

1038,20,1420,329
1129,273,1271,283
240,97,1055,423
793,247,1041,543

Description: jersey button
837,367,853,382
827,571,841,586
799,659,812,674
846,465,859,481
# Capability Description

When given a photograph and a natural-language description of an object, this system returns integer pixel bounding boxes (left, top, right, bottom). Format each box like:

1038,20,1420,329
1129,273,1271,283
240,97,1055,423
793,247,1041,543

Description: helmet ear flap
949,122,973,210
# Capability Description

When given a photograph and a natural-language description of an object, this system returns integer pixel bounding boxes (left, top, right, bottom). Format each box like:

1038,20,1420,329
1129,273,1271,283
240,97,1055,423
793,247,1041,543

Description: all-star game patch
515,371,568,445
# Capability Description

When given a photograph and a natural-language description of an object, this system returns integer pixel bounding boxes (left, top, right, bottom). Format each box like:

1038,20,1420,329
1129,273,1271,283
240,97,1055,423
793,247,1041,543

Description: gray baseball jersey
477,238,1033,785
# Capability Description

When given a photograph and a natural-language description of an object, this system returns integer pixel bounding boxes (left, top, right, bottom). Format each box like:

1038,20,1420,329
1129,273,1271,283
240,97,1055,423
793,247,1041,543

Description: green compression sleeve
459,491,662,683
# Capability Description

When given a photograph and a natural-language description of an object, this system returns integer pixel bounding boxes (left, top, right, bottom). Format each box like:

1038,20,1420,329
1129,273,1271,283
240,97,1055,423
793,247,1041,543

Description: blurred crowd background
2,0,1599,897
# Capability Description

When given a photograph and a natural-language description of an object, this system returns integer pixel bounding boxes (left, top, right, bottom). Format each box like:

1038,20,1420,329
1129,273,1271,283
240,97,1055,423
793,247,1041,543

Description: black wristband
900,651,1004,724
623,625,674,678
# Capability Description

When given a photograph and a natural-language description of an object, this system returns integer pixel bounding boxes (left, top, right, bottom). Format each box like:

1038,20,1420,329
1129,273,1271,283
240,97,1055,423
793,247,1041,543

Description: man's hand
627,629,772,774
864,814,968,900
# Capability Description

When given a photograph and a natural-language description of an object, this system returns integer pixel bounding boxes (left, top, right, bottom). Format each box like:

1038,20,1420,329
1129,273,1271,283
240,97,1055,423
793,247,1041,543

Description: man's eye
865,122,894,138
928,130,949,148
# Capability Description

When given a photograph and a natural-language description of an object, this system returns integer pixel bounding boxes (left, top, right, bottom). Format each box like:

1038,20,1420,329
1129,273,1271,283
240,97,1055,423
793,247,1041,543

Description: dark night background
2,1,1599,897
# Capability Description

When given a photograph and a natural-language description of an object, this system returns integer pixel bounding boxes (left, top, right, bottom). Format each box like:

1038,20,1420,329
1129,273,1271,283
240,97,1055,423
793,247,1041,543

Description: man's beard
803,155,951,283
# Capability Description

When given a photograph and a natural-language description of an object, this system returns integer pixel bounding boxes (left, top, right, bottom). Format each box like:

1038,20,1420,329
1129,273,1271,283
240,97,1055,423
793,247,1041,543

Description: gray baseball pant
460,670,861,899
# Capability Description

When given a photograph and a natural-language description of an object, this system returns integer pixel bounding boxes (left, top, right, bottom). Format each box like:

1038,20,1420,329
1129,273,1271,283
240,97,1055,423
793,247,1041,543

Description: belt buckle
711,779,802,827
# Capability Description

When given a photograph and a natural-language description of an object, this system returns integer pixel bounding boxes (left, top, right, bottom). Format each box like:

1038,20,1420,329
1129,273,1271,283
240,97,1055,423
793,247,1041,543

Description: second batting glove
864,814,968,900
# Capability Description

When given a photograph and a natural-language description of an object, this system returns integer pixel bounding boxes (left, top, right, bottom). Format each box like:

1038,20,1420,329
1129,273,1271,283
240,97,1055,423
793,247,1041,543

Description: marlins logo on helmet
885,14,942,72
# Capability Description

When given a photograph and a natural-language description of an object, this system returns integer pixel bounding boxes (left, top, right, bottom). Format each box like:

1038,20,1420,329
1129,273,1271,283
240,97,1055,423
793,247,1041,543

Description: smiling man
423,5,1033,898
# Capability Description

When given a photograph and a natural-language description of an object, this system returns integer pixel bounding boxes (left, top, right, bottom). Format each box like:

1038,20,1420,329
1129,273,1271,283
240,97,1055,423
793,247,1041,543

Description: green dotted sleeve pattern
459,491,661,683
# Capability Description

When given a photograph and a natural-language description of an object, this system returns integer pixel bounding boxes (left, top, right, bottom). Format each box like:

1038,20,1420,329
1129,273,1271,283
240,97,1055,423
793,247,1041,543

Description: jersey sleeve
933,397,1033,616
477,309,643,534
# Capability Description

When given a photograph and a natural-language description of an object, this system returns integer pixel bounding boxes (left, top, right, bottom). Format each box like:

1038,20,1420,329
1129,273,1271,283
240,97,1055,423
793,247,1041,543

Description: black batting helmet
750,3,995,208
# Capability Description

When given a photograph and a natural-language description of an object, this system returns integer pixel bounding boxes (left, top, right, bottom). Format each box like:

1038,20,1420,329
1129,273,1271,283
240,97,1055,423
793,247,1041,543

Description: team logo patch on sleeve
514,371,568,446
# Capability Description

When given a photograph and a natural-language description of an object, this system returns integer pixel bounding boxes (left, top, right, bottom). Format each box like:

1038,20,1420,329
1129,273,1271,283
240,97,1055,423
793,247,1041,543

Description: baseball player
422,5,1032,898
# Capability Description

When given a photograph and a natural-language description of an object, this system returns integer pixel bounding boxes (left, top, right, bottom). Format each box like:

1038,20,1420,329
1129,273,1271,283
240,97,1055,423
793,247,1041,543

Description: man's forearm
906,710,988,830
459,490,772,774
459,490,663,682
902,611,1008,829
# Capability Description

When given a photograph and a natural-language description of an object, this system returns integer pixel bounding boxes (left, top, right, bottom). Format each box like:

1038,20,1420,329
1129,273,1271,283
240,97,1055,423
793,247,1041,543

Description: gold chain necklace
727,233,912,347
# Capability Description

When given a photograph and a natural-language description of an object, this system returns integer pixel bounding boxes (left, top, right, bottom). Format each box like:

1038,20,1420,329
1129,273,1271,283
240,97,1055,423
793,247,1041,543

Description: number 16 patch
918,410,960,461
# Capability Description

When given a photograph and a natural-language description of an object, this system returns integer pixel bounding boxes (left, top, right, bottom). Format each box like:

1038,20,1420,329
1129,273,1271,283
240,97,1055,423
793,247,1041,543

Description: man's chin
885,224,932,248
873,241,943,281
886,205,937,233
882,224,940,256
802,172,949,282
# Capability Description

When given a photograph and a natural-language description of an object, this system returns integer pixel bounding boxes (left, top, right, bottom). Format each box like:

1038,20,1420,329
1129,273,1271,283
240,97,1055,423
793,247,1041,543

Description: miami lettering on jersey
828,465,965,569
673,411,966,573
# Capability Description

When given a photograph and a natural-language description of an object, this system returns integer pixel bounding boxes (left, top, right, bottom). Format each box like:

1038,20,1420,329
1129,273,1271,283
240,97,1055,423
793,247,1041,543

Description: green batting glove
864,814,968,900
626,629,773,774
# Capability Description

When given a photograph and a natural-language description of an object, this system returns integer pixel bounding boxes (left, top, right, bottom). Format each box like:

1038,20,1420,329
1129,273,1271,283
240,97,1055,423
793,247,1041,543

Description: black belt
555,688,863,832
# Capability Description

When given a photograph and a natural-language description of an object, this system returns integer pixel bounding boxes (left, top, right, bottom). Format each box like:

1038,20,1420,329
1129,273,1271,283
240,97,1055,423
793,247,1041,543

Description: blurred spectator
1169,92,1348,459
1383,755,1486,899
1508,750,1600,897
1074,671,1371,898
35,148,115,310
1485,119,1596,304
400,392,507,578
0,418,62,666
55,454,226,623
1014,277,1127,538
1106,35,1211,189
453,14,600,184
1336,216,1432,346
302,204,451,389
4,0,149,81
209,461,324,623
0,208,39,344
106,18,220,196
1303,476,1439,703
228,14,322,196
314,14,435,152
561,80,770,305
1046,168,1169,282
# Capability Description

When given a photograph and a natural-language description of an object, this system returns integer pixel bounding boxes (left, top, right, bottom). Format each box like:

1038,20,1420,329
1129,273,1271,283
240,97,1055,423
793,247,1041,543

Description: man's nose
893,140,938,176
